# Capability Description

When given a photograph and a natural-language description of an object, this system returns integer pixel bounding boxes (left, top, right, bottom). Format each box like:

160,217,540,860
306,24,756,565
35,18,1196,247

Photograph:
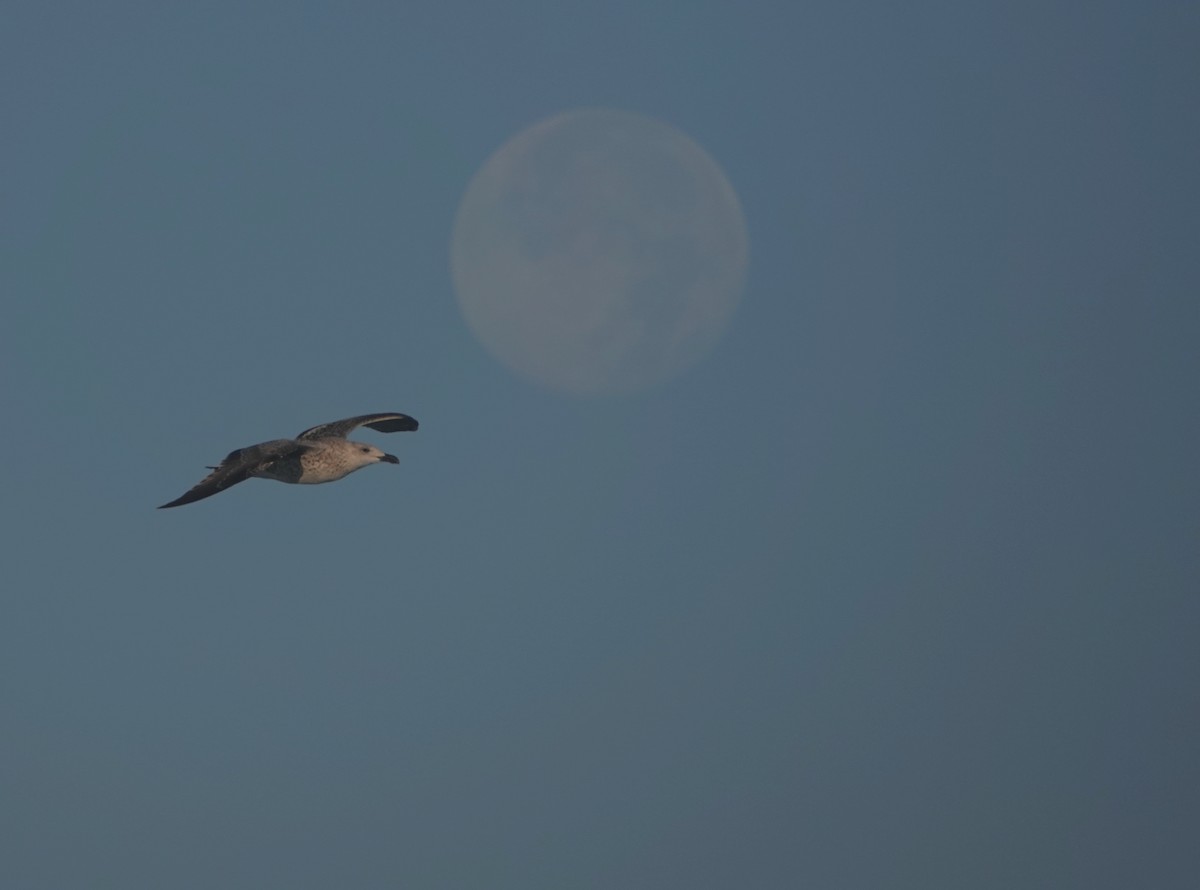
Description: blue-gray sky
3,2,1198,888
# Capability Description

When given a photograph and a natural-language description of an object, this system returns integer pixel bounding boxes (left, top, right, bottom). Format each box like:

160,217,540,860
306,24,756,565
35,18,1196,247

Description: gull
159,412,419,508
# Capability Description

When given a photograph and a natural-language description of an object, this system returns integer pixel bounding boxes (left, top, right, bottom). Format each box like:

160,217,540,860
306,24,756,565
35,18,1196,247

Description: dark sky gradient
3,3,1198,888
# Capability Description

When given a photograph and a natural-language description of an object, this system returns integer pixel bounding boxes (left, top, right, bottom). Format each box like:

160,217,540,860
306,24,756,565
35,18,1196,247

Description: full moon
451,108,748,396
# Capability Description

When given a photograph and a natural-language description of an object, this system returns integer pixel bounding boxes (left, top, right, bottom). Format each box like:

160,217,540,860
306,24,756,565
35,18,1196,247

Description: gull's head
350,442,400,467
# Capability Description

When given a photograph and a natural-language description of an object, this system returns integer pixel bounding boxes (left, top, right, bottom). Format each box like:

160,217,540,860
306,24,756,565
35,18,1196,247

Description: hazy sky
3,2,1198,888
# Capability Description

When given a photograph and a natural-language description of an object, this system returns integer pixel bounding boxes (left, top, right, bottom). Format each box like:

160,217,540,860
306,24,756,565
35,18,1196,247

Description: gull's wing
295,412,419,441
158,440,311,509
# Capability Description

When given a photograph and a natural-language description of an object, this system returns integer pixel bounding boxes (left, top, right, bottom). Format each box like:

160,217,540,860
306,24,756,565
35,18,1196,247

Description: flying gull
159,412,418,508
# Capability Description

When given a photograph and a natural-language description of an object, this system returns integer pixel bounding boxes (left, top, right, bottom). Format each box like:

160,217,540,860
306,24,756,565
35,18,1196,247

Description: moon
451,108,748,396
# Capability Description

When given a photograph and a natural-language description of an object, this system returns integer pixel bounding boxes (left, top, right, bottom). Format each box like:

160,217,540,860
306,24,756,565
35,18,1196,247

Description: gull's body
159,412,418,508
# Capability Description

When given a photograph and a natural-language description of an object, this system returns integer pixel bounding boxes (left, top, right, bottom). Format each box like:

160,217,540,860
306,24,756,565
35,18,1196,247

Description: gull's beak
380,453,400,464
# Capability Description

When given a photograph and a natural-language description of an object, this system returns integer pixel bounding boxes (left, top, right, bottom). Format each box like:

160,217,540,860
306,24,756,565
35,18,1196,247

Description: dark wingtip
367,415,419,433
158,489,213,509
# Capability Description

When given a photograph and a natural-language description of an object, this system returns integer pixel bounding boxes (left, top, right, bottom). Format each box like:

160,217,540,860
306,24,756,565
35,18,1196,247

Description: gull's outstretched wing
158,440,311,509
296,412,419,441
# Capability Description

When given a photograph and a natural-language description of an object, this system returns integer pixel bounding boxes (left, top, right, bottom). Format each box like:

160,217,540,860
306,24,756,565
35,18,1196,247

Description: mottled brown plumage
159,412,418,508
